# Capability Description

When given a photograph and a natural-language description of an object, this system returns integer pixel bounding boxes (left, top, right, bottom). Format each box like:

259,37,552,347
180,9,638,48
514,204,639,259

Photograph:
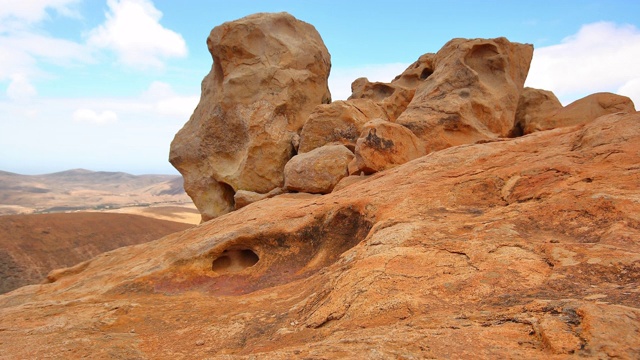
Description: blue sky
1,0,639,175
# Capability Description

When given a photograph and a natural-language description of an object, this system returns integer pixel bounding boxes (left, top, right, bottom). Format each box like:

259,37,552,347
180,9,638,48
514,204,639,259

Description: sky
1,0,639,175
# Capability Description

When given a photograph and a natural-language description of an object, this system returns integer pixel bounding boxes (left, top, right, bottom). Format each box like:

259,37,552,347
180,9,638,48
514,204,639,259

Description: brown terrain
0,212,193,295
1,12,639,359
0,169,198,294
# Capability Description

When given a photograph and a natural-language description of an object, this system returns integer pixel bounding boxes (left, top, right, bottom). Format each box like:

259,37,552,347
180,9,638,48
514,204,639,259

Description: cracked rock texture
169,12,331,222
1,112,639,359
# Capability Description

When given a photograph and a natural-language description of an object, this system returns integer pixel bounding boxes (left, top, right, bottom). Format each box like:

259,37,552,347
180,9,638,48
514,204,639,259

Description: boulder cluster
170,12,635,222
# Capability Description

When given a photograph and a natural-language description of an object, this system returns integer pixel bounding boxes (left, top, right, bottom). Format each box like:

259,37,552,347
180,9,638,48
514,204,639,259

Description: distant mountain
0,169,191,215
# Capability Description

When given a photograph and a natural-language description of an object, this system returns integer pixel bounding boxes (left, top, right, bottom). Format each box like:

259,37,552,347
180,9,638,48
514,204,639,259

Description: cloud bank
526,21,640,105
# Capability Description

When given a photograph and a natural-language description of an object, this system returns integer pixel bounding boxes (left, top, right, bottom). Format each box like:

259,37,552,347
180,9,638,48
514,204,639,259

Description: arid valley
0,169,198,294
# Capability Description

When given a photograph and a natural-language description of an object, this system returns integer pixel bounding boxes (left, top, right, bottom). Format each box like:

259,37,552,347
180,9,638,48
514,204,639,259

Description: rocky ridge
1,12,639,359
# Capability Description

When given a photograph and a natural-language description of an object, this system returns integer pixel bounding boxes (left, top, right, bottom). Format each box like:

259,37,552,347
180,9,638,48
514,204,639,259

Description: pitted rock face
298,99,388,154
169,12,331,222
349,119,425,175
395,37,533,153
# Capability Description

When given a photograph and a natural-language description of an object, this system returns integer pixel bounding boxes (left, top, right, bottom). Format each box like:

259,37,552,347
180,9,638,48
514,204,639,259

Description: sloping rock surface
169,12,331,222
1,113,639,359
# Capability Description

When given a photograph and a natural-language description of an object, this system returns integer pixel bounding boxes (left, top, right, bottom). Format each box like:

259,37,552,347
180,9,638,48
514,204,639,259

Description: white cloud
87,0,187,69
73,108,118,125
0,32,91,81
6,74,37,100
0,0,90,94
526,22,640,105
0,0,80,25
142,81,199,118
329,63,410,101
618,78,640,108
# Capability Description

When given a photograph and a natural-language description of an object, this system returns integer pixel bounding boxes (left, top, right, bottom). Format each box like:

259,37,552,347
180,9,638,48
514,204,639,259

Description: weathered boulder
169,12,331,221
511,87,563,136
529,92,636,133
349,119,425,174
284,144,353,193
396,37,533,153
298,99,388,154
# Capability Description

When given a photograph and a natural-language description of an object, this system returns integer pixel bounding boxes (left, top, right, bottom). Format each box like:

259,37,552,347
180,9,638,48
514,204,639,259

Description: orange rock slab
1,113,639,359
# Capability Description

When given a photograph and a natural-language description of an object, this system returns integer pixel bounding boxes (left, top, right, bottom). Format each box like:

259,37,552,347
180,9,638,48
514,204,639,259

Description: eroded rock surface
2,113,639,358
396,37,533,152
530,92,636,133
349,119,425,174
512,87,563,136
169,12,331,221
298,99,388,153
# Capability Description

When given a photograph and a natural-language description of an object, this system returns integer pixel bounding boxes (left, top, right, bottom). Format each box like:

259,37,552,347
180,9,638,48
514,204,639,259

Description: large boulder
511,87,563,136
349,119,426,174
528,92,636,133
396,37,533,153
169,12,331,221
284,144,353,194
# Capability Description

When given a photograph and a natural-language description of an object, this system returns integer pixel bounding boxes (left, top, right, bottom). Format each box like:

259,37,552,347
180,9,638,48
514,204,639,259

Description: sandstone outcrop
169,12,331,222
13,13,638,358
2,113,639,358
349,119,425,174
396,37,533,152
526,92,636,133
512,87,563,136
284,144,353,193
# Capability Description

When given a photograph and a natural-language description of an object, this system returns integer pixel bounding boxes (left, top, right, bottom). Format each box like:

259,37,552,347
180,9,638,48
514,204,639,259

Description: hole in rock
420,68,433,80
219,181,236,209
371,83,396,100
212,249,259,273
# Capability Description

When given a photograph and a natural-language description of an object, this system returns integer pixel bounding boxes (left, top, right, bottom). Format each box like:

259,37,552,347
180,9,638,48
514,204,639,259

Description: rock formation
521,92,636,134
395,37,533,152
3,12,640,359
297,99,388,154
512,87,564,136
284,144,353,193
1,113,639,358
169,12,331,222
349,119,426,174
